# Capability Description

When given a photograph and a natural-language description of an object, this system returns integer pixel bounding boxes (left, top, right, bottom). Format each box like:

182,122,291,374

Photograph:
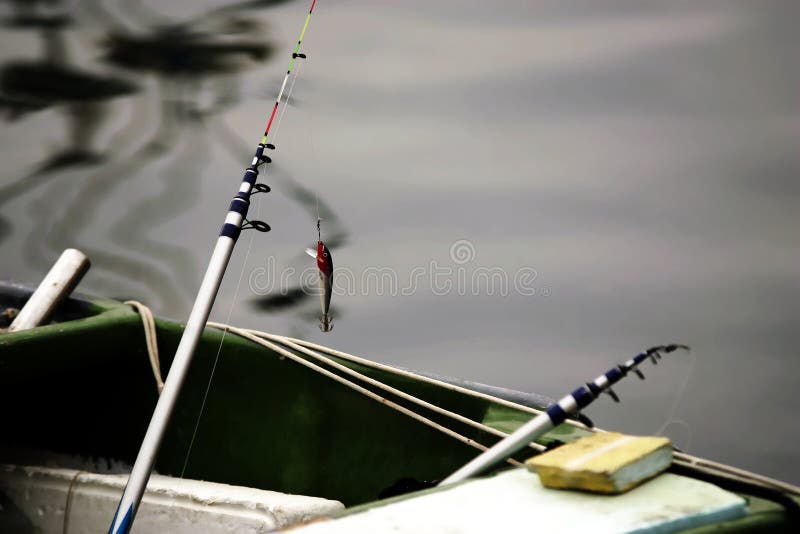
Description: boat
1,280,798,532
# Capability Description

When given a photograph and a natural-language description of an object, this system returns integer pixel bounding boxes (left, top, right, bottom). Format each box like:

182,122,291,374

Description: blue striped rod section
440,344,688,486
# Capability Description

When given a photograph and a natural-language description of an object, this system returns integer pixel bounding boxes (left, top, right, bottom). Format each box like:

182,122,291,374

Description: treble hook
319,317,333,332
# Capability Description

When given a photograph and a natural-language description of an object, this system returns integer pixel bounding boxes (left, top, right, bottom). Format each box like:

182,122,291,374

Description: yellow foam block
526,432,672,494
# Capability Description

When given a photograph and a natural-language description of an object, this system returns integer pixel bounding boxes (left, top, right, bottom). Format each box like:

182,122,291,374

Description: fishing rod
107,2,320,533
439,344,689,486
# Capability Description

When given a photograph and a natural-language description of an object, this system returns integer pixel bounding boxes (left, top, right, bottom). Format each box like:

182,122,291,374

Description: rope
123,303,800,496
125,300,163,394
284,336,591,430
672,451,800,496
62,470,86,534
238,331,800,496
209,323,545,453
208,322,521,466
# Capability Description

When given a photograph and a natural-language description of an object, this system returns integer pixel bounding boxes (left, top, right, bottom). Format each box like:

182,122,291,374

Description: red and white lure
306,220,333,332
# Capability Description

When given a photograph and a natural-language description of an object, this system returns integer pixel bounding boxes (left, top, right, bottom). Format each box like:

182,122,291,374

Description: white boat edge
281,468,747,534
0,463,344,533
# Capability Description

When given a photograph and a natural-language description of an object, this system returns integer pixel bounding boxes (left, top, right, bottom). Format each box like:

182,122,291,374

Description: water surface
1,0,798,483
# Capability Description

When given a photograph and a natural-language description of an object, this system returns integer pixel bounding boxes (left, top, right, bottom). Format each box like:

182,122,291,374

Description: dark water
1,0,798,483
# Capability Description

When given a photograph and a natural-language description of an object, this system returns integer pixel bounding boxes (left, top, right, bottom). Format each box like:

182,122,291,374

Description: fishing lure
306,220,333,332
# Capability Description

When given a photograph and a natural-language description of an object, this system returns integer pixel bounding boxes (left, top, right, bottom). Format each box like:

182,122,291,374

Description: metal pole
107,2,320,532
439,345,688,486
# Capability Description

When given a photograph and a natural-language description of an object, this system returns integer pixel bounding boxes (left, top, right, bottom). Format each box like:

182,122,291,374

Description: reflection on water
0,0,346,329
0,5,136,235
2,0,798,484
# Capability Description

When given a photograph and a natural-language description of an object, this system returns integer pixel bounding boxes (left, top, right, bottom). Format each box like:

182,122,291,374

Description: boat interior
0,282,580,507
2,281,799,534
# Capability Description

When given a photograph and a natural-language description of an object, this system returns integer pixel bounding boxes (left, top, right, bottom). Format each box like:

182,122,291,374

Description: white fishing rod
107,2,320,532
440,344,689,486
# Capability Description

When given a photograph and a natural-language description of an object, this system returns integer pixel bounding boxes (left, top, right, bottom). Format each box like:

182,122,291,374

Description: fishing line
274,61,303,136
179,60,308,480
303,76,322,234
110,3,322,530
313,181,322,247
654,349,696,451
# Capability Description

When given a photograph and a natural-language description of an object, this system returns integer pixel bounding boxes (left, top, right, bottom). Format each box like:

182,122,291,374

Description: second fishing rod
440,343,690,486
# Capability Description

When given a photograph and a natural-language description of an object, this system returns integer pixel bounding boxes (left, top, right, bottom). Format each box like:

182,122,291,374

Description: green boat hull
0,283,586,506
0,283,797,531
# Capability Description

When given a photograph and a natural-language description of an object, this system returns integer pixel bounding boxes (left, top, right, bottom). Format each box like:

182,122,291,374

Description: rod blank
439,345,688,486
